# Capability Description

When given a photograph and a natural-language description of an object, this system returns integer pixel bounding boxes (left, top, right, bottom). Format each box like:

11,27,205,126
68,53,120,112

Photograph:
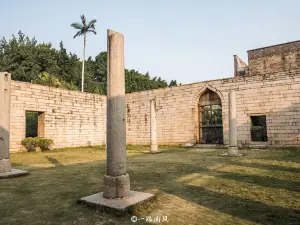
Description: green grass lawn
1,146,300,225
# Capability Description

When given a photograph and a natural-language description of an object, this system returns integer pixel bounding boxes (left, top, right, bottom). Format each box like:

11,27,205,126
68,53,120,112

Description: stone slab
0,169,28,179
190,149,218,153
150,151,163,154
79,191,154,211
194,144,227,149
139,151,163,154
219,152,246,157
148,151,163,154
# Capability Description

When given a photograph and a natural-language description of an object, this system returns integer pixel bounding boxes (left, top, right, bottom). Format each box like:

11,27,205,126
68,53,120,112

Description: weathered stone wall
10,81,107,152
248,41,300,76
8,61,300,151
126,69,300,147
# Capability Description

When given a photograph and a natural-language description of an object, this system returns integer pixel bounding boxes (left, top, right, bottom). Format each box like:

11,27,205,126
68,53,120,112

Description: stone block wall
248,40,300,76
10,81,107,152
8,68,300,152
125,69,300,147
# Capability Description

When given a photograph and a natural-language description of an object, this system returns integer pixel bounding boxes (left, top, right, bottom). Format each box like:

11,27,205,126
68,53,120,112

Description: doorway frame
192,84,225,144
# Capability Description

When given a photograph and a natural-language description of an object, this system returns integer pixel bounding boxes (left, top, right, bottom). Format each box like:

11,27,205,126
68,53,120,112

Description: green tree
169,80,178,87
0,31,178,94
71,15,97,92
34,72,62,88
0,31,40,82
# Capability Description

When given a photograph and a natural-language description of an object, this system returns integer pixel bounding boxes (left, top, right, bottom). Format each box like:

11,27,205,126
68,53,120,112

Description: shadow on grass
2,148,300,225
216,170,300,192
255,148,300,163
178,185,300,225
230,160,300,173
45,156,64,167
131,164,300,224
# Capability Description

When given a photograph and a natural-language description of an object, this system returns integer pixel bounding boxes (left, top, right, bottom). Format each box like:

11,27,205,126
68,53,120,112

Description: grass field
1,146,300,225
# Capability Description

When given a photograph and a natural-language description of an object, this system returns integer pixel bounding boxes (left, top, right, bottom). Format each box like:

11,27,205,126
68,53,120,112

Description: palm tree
71,15,97,92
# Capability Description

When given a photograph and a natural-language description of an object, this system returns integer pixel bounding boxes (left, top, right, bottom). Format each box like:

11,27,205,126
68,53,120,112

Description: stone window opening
25,111,45,138
250,115,268,142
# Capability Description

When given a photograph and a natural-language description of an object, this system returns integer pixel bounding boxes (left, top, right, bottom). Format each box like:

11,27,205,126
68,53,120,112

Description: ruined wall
126,69,300,147
10,81,106,152
248,41,300,76
9,67,300,152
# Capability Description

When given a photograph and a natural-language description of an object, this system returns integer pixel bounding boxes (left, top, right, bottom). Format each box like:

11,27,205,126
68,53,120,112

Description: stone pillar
79,30,153,211
228,90,238,155
0,72,11,173
150,99,158,152
0,72,27,178
103,30,130,199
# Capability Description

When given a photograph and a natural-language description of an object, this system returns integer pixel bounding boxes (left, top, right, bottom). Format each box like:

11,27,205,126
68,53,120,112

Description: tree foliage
0,31,178,94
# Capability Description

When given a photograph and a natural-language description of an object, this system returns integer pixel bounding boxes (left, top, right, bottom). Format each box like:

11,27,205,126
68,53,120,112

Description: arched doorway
198,89,223,144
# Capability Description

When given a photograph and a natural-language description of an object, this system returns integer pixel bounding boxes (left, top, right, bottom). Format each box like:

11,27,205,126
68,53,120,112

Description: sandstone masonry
8,40,300,151
10,81,106,151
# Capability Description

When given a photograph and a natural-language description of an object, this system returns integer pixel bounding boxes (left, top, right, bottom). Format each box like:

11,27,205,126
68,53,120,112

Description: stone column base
150,144,158,153
103,173,130,199
79,190,154,212
0,159,11,173
228,146,238,155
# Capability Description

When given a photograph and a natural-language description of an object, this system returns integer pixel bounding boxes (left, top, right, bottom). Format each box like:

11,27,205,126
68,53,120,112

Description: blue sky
1,1,299,84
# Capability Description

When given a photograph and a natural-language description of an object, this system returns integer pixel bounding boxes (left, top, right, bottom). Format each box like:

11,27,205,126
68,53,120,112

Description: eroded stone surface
228,90,238,155
150,99,158,152
0,73,11,172
103,174,130,198
0,72,11,160
104,29,130,199
0,159,11,173
0,73,28,178
106,30,126,177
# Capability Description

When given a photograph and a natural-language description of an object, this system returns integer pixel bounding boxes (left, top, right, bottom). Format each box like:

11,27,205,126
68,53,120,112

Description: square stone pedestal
0,169,28,179
219,152,245,157
142,151,163,154
149,151,162,154
79,191,153,211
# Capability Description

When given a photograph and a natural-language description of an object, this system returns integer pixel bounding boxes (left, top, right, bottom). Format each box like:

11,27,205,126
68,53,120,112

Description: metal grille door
199,104,223,144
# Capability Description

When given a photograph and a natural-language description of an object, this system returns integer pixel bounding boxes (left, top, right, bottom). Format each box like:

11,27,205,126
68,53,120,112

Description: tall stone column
0,72,27,178
0,72,11,173
103,29,130,198
150,99,158,152
228,90,238,155
80,30,153,211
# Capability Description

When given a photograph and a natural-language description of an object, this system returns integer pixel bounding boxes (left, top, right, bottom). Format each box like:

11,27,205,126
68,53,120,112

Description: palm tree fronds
87,19,97,28
90,24,95,30
70,23,83,30
87,30,96,35
80,14,86,26
73,31,82,39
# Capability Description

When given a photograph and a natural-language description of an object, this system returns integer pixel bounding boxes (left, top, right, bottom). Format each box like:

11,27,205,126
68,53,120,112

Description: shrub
21,137,54,152
21,137,38,152
36,137,54,151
